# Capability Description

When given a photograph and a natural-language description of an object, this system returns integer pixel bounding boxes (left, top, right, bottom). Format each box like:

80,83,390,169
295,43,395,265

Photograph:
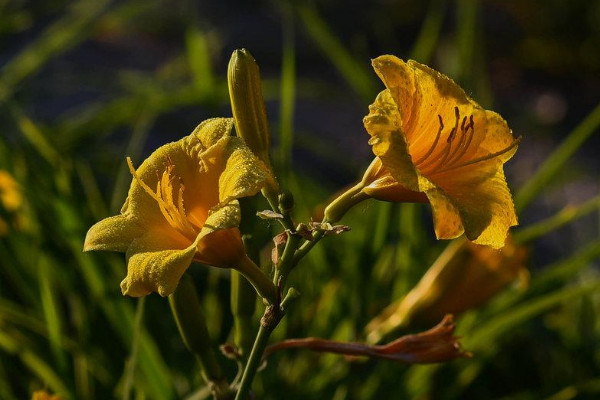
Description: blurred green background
1,0,600,399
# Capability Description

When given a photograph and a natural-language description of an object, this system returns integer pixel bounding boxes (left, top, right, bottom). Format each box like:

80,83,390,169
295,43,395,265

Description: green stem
234,255,278,305
292,230,325,266
234,322,273,400
231,270,257,358
323,182,369,223
275,232,301,286
169,276,230,398
234,289,299,400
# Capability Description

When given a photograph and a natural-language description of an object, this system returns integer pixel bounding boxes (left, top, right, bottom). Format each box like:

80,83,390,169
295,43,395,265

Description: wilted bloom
325,56,520,248
366,237,528,343
84,118,276,301
263,315,469,364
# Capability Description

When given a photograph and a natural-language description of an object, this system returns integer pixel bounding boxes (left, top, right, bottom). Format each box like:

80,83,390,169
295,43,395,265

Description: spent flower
366,237,528,343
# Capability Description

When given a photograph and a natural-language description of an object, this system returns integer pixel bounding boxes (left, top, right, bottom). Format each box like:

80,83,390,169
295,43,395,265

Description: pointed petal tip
120,277,151,297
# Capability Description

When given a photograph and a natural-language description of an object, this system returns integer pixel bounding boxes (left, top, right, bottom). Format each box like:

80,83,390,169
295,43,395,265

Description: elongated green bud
169,274,229,394
228,49,270,163
228,49,279,205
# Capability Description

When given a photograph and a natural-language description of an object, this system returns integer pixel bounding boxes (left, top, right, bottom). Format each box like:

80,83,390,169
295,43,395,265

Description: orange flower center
128,158,201,241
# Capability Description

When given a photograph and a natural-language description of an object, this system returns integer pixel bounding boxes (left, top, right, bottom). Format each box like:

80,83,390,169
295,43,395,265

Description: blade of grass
185,27,216,102
38,255,67,374
514,193,600,244
0,330,72,398
121,297,146,400
53,197,175,398
545,379,600,400
9,105,62,166
482,238,600,317
109,299,175,399
110,113,154,213
76,161,109,220
371,202,393,254
0,358,17,400
0,241,38,304
455,0,477,88
9,105,72,194
455,0,492,106
515,102,600,212
54,83,224,150
278,0,296,180
450,281,600,398
296,3,377,102
410,0,448,63
529,239,600,292
0,0,112,104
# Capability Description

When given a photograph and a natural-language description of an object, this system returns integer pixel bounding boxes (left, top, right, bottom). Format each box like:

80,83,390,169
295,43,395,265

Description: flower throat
415,106,520,175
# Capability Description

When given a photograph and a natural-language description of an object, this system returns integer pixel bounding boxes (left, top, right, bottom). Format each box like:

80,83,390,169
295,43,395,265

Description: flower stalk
169,274,232,399
230,269,256,358
233,255,277,305
234,289,299,400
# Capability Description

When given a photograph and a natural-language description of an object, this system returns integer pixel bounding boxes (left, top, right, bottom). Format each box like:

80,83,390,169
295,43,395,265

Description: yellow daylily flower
31,390,62,400
0,169,25,236
325,56,520,248
366,237,528,343
0,169,22,211
84,118,276,300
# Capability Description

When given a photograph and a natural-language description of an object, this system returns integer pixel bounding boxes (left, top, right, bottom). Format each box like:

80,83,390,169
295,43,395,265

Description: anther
447,107,460,143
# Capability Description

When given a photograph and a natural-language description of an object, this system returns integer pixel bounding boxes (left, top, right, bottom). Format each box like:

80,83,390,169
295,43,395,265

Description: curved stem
323,182,369,223
234,255,278,305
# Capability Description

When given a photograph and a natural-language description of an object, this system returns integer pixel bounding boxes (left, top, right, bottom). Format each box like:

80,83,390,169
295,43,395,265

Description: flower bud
278,190,294,215
228,49,279,205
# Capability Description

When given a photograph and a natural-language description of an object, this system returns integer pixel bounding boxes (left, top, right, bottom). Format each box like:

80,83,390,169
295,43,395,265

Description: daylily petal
425,188,465,240
84,215,145,252
201,200,241,233
364,90,421,191
430,160,517,248
218,137,269,204
191,117,234,149
196,228,246,267
121,230,198,297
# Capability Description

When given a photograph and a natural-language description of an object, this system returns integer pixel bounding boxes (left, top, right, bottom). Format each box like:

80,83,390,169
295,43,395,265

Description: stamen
127,158,164,205
445,115,470,166
437,136,522,174
457,116,476,160
446,106,460,144
127,157,198,239
415,115,444,165
417,114,452,170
